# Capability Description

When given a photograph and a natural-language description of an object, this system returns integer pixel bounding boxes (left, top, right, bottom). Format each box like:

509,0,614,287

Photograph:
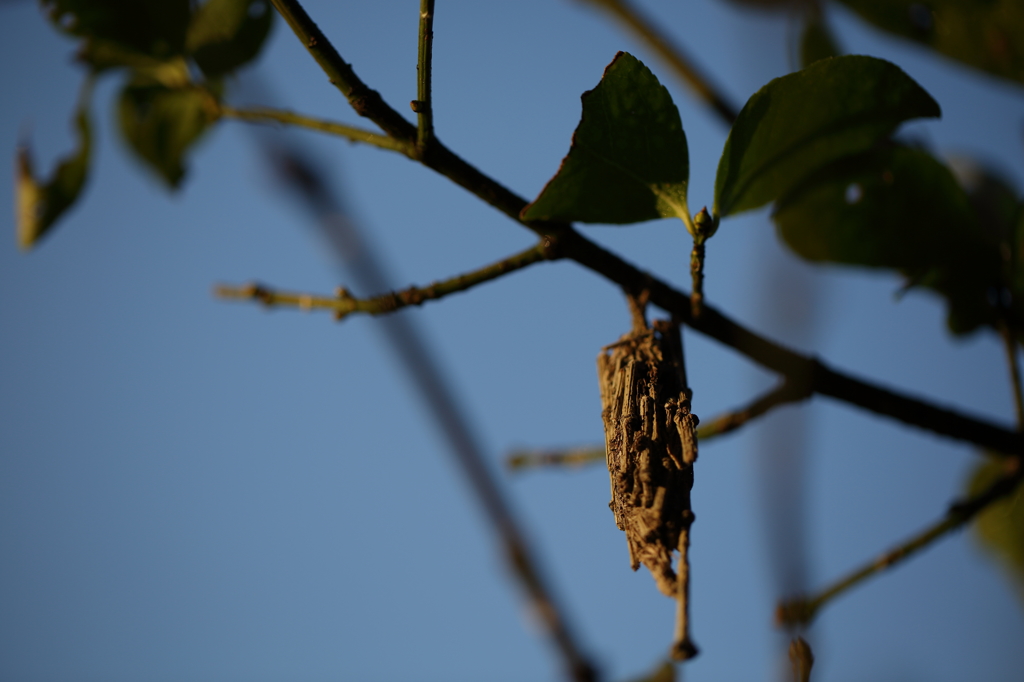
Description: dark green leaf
42,0,191,63
118,84,215,188
521,52,689,225
714,55,940,217
836,0,1024,86
949,159,1024,334
774,143,1003,335
967,457,1024,602
16,104,92,249
800,14,841,67
186,0,274,78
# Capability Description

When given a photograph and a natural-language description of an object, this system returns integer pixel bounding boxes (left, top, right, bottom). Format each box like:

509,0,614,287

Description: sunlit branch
218,105,413,154
576,0,738,125
269,0,417,142
269,0,1023,460
217,240,554,319
697,379,812,441
508,381,813,472
415,0,436,147
776,456,1023,627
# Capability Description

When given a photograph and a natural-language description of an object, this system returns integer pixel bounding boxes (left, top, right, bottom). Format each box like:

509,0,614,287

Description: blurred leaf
521,51,690,225
41,0,191,63
623,660,675,682
836,0,1024,86
118,83,215,187
714,55,939,217
967,457,1024,601
186,0,274,78
16,104,92,249
774,143,1004,334
800,13,841,67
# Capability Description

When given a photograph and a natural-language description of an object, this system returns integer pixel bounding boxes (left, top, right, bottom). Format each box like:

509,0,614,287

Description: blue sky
2,1,1024,681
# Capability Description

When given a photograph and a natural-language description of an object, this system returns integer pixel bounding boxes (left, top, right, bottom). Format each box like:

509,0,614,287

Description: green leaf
118,83,215,188
967,457,1024,602
800,13,841,68
42,0,191,63
521,52,689,226
16,104,92,249
186,0,274,78
714,55,940,218
774,143,1003,335
949,159,1024,335
836,0,1024,87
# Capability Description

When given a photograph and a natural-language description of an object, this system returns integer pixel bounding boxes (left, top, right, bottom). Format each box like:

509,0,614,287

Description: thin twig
415,0,436,148
689,237,705,319
698,379,813,441
575,0,738,126
777,456,1023,626
506,447,606,472
268,0,1023,457
217,240,554,319
218,105,413,154
506,380,812,472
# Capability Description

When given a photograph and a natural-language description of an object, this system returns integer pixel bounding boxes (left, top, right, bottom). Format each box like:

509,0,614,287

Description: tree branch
268,0,419,142
216,240,555,319
268,0,1023,457
218,105,413,154
575,0,738,126
777,456,1023,626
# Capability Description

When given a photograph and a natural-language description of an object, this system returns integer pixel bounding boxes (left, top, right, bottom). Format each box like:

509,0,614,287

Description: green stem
415,0,436,148
218,105,413,154
217,240,554,319
689,236,705,319
777,457,1023,626
576,0,738,125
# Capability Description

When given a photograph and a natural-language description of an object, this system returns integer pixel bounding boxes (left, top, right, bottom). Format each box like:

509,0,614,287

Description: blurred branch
575,0,738,126
415,0,436,147
777,456,1024,627
265,4,599,680
267,0,1023,459
507,447,606,472
216,240,555,319
218,105,412,154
